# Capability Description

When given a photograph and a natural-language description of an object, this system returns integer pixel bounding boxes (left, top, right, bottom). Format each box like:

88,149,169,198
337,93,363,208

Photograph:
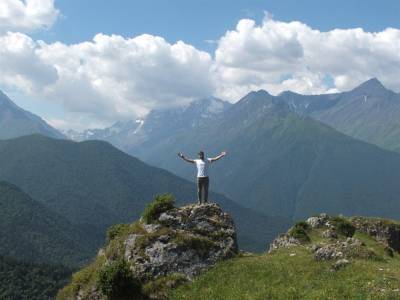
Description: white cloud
0,0,59,33
0,32,215,128
1,12,400,130
0,32,58,92
214,15,400,99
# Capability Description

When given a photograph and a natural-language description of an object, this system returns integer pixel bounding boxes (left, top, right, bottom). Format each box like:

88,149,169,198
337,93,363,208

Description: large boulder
125,203,238,281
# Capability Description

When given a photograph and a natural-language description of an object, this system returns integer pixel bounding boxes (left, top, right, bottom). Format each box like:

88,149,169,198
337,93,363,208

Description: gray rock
351,217,400,252
119,203,238,282
143,223,161,233
269,234,301,251
332,259,350,271
313,238,364,261
306,213,328,228
314,245,343,261
322,229,338,239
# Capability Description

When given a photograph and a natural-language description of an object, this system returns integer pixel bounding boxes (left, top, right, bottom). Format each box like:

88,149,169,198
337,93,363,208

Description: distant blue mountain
279,78,400,152
0,91,64,140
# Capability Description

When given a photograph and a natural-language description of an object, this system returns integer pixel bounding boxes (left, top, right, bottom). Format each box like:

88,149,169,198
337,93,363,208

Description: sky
0,0,399,131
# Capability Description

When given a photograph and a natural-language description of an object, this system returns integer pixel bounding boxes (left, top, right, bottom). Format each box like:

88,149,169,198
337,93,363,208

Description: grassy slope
171,225,400,299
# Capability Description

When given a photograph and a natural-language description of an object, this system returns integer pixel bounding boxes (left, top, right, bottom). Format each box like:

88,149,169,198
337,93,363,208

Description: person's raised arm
210,151,227,162
178,152,195,163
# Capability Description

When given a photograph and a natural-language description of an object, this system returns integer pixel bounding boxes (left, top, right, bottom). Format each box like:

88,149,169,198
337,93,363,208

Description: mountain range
63,79,400,222
67,79,400,156
133,89,400,222
0,135,289,253
64,97,232,154
279,78,400,152
2,79,400,297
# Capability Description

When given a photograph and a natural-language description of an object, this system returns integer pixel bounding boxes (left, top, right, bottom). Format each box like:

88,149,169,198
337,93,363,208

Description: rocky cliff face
58,199,238,300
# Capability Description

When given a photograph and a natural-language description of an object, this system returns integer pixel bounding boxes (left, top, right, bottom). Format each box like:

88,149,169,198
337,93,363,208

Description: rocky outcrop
124,203,238,281
58,201,238,300
306,213,329,229
268,213,399,272
312,238,365,261
351,217,400,252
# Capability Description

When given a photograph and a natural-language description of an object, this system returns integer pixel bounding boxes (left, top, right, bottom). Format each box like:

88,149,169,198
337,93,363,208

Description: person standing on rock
178,150,226,204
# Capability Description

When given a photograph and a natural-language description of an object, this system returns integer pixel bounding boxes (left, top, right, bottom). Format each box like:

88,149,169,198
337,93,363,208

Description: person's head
198,151,205,160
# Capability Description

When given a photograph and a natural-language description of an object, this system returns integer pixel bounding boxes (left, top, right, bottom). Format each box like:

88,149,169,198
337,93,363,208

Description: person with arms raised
178,150,226,204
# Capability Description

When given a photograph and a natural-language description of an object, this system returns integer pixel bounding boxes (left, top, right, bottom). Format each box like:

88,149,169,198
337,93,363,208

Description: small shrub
331,217,355,237
294,221,310,231
98,260,142,300
106,224,130,244
142,194,175,224
288,221,310,243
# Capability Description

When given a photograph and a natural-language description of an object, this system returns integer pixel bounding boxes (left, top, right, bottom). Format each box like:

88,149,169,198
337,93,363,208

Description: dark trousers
197,177,209,203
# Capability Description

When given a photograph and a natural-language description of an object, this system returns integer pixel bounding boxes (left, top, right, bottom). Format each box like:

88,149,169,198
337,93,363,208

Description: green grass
142,194,175,224
57,255,106,299
170,232,400,300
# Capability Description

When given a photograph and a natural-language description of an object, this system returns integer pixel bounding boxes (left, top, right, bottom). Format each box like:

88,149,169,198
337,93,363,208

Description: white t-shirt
194,158,212,178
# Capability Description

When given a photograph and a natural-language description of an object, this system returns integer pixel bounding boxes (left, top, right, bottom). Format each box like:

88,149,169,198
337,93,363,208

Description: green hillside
0,135,289,252
0,181,95,266
136,91,400,221
0,255,71,300
171,216,400,299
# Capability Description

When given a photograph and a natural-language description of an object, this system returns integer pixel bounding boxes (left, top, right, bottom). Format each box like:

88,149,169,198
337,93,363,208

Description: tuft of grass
56,255,106,299
288,221,311,243
173,233,215,257
142,194,175,224
330,217,356,237
107,223,130,244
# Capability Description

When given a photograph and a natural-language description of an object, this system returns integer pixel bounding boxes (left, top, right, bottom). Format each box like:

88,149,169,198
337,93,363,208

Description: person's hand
221,151,227,156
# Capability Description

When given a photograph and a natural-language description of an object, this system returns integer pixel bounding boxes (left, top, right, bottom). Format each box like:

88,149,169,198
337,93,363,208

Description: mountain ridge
0,90,64,140
0,134,290,252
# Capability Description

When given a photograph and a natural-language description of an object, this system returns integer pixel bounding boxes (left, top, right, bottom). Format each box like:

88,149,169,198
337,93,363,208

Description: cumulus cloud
1,11,400,130
0,0,59,33
0,32,58,92
214,15,400,99
0,32,214,127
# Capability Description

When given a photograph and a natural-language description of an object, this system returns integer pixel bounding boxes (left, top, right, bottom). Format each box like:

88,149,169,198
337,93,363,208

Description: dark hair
198,151,204,156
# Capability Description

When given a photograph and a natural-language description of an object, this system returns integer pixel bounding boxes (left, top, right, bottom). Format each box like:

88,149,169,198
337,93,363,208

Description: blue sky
33,0,400,49
1,0,400,130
